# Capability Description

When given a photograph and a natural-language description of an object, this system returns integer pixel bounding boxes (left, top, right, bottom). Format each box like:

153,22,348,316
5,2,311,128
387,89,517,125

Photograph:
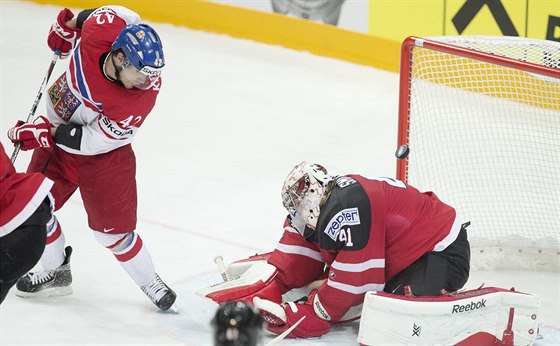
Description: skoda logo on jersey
102,117,134,137
324,207,360,241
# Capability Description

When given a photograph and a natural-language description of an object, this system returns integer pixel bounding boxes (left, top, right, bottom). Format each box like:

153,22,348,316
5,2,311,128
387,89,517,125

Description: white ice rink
1,2,558,345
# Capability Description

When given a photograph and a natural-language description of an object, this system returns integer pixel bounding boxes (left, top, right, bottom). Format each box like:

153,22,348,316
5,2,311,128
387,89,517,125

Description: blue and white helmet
112,24,164,89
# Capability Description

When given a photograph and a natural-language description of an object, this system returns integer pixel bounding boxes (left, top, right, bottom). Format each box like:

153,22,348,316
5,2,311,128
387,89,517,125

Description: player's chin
120,81,136,90
132,81,152,90
121,78,148,90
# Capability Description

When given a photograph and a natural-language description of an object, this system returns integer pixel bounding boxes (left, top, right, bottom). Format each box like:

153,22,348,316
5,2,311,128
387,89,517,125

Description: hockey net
397,36,559,270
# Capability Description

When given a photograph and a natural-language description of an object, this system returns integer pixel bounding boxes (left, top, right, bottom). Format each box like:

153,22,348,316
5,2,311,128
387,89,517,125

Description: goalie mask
281,162,334,238
212,301,264,346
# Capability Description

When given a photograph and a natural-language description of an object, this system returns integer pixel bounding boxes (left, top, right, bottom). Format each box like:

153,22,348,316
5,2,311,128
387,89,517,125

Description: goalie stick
265,316,306,346
11,50,60,163
214,255,230,282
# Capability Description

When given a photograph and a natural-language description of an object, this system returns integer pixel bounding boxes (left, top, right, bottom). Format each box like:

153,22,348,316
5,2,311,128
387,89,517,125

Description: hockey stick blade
165,304,180,314
265,315,306,346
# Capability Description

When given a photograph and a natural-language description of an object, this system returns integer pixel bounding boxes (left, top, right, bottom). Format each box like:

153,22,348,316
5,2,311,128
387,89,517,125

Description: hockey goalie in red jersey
199,161,471,338
6,6,175,310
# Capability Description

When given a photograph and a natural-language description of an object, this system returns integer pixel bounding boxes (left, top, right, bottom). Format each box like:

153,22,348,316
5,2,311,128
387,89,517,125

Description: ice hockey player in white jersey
7,5,175,310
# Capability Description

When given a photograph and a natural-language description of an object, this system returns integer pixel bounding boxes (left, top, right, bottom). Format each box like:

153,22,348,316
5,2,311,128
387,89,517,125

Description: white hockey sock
94,231,157,287
40,215,66,270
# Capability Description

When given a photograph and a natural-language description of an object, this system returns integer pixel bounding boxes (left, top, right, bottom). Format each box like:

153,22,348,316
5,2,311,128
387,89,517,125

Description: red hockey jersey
46,6,160,155
268,175,463,321
0,142,53,237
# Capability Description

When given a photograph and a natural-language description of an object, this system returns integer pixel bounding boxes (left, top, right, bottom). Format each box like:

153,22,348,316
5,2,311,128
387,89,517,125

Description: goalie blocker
358,287,540,346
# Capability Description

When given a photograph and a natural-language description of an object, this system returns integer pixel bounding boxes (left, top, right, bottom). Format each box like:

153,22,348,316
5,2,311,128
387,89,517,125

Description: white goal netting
401,36,559,270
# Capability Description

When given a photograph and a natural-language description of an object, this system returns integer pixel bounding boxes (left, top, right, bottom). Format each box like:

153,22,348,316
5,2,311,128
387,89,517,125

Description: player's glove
7,116,54,151
47,8,81,59
253,290,331,338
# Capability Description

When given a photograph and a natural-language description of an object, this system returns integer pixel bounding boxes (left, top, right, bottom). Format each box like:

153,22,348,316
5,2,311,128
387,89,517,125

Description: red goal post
396,36,559,270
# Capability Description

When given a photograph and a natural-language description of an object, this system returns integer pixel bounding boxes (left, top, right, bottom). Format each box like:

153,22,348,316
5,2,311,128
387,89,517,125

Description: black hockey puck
395,145,410,160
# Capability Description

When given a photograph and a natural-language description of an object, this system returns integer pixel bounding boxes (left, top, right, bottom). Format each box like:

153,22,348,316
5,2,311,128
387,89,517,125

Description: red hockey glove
7,116,54,151
47,8,81,59
253,290,331,338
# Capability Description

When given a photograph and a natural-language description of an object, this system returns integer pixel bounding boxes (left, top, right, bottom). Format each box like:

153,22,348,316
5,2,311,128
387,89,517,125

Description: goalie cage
396,36,559,271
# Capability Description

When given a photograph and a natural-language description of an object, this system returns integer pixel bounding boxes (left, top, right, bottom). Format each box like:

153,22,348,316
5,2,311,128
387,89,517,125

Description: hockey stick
265,316,306,346
10,50,60,163
214,255,230,282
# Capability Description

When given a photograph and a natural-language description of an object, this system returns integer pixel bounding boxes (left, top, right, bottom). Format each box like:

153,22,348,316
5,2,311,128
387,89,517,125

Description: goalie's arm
197,219,325,304
267,217,326,293
311,246,387,322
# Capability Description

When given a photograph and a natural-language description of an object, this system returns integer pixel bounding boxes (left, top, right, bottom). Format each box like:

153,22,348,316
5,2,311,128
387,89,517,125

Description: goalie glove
196,261,283,304
225,252,272,280
253,290,331,338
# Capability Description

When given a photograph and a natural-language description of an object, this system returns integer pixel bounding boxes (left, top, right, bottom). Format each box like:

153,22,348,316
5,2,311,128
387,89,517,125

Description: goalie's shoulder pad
196,261,281,303
358,287,540,346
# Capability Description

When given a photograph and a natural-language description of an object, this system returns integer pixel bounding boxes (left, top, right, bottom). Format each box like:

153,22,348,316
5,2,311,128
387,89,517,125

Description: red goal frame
396,36,559,181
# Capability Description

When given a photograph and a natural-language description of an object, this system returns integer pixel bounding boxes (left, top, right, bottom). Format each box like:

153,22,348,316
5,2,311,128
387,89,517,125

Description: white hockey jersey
46,6,161,155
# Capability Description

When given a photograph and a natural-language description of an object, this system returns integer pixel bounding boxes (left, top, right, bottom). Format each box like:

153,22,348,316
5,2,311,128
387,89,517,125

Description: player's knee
417,228,471,295
18,196,53,229
386,253,455,296
441,228,471,292
444,260,470,293
93,230,135,251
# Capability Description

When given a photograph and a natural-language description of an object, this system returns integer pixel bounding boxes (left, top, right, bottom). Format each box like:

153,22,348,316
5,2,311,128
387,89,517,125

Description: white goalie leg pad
219,253,273,280
357,287,540,346
226,259,268,280
196,261,278,302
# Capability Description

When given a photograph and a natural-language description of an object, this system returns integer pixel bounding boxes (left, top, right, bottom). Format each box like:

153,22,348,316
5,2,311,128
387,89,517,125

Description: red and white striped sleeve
268,217,325,293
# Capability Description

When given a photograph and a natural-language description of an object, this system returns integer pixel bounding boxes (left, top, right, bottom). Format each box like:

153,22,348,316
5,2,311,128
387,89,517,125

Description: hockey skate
141,274,177,311
15,246,73,298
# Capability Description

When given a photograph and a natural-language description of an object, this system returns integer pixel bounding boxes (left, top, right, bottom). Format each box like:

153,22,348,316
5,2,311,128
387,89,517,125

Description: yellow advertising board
370,0,559,42
23,0,557,73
